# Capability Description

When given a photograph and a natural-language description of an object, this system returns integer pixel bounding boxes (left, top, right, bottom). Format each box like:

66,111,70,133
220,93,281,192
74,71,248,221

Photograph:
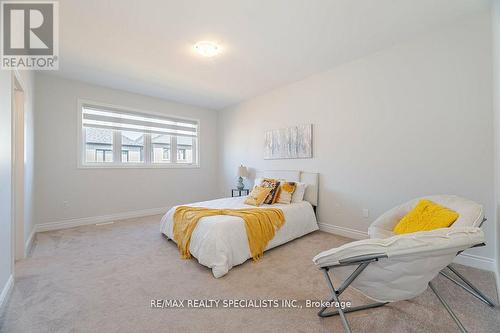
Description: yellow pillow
276,182,297,204
393,199,459,235
244,186,272,206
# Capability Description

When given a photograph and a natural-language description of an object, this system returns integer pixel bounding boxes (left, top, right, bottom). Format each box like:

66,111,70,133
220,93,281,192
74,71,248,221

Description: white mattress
160,196,318,278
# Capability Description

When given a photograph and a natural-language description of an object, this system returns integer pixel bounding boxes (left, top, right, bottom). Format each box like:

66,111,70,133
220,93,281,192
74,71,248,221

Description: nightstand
232,189,249,197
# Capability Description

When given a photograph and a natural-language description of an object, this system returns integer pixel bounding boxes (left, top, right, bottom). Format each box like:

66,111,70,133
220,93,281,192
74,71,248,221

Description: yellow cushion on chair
393,199,459,235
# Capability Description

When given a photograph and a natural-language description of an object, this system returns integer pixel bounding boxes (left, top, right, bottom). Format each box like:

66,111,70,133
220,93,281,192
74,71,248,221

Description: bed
160,170,319,278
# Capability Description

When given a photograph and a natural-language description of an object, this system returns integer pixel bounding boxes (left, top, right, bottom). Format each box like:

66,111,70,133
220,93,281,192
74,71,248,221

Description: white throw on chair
313,195,494,333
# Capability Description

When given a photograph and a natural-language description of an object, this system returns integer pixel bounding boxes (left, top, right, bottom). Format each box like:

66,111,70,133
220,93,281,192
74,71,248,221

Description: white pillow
291,182,307,203
254,177,263,187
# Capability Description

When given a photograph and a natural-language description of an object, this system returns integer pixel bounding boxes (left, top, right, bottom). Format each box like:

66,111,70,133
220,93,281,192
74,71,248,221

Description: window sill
77,163,201,169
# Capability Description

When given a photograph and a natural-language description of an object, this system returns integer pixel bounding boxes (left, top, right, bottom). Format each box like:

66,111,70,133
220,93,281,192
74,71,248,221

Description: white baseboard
452,252,496,272
24,227,36,256
0,275,14,311
318,222,496,272
36,207,169,232
318,222,368,240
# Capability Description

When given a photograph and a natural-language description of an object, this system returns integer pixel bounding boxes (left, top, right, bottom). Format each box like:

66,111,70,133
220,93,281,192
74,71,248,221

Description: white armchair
313,195,494,333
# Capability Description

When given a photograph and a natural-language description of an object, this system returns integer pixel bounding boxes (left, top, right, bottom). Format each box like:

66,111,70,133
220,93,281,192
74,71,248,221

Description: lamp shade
237,165,248,178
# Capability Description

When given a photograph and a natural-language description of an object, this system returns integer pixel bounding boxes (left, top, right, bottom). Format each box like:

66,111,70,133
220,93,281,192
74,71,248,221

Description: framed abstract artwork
264,124,312,159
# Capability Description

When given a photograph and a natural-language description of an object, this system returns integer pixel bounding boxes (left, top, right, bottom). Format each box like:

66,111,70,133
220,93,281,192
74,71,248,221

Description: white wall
0,71,13,301
18,71,35,249
34,74,218,225
492,0,500,282
218,13,496,263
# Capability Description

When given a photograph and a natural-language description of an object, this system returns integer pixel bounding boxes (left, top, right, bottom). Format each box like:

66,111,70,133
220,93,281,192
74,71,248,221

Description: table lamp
236,165,248,190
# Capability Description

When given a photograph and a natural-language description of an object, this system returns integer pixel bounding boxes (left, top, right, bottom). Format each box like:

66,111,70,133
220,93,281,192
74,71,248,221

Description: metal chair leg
318,262,387,333
442,265,496,307
319,268,352,333
429,281,468,333
319,301,388,317
329,283,352,333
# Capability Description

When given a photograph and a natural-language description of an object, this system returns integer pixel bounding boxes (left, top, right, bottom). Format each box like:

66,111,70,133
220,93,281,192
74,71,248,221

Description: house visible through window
176,136,194,163
152,134,171,163
162,148,170,160
96,149,113,162
79,102,199,167
121,131,144,163
85,127,113,163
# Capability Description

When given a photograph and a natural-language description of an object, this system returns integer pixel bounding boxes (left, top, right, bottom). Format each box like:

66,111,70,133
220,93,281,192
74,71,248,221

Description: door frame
11,70,26,264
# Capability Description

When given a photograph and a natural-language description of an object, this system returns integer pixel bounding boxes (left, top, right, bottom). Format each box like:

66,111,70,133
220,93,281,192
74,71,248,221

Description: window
152,134,171,163
79,101,199,168
121,131,144,163
84,127,113,163
176,136,194,163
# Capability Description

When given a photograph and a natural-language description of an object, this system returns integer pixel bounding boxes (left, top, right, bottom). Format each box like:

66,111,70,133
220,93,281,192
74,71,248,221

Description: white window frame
77,99,200,169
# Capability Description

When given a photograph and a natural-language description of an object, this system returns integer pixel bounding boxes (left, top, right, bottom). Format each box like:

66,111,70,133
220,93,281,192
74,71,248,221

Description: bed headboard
254,170,319,207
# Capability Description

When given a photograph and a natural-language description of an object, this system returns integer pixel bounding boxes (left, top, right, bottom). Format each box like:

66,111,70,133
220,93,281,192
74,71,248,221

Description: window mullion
145,133,152,164
114,130,122,164
171,136,178,164
191,137,197,165
81,127,86,164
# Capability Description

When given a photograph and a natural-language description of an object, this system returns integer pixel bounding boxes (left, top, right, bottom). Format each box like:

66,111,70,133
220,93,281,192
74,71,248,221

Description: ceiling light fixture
194,41,221,57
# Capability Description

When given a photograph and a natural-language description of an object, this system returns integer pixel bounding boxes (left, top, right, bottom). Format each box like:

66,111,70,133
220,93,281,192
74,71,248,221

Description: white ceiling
53,0,490,110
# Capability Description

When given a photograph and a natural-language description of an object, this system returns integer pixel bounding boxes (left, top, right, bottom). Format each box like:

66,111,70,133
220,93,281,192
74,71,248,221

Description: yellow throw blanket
173,206,285,261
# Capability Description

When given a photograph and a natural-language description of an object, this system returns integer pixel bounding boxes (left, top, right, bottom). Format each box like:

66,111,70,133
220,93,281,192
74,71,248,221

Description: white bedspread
160,196,318,278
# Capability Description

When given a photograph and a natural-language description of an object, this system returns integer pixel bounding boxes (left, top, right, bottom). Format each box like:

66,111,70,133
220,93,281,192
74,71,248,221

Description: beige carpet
0,215,499,333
